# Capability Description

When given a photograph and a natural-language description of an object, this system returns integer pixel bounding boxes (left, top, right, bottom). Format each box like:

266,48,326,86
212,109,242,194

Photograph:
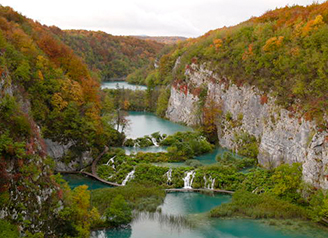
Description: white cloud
1,0,325,37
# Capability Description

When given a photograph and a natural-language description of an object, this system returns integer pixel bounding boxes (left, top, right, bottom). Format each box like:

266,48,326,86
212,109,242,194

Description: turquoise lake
195,147,242,165
90,192,327,238
101,81,147,90
124,111,191,139
61,174,112,190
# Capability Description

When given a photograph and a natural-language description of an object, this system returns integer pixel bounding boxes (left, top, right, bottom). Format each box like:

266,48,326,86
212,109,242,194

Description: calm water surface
62,174,112,190
91,192,326,238
101,81,147,90
124,111,191,138
194,147,243,165
153,147,242,167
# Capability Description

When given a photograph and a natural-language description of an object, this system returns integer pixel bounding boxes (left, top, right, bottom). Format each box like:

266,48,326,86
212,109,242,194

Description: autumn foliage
155,1,328,126
51,29,164,80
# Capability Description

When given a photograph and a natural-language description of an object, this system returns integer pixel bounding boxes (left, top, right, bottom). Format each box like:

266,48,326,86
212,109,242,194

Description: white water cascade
204,175,215,190
151,137,159,147
122,170,135,186
183,171,195,189
165,168,172,184
105,156,116,169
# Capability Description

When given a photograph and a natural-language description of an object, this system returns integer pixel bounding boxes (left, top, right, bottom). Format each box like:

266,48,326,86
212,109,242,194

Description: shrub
0,220,19,238
105,195,132,227
210,190,308,219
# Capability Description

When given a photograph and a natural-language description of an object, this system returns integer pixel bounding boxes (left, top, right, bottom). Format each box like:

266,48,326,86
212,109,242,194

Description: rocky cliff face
45,139,93,172
167,64,328,189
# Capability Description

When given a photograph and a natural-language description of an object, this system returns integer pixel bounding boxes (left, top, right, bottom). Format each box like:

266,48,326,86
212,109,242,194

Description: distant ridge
132,35,188,44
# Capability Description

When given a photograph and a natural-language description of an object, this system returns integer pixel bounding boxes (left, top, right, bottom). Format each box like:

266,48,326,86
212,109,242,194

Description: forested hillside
150,2,328,125
51,29,164,81
0,5,120,236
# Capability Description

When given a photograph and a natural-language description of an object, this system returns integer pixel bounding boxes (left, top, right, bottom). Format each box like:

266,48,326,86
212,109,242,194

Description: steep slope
0,6,117,235
51,28,164,80
151,2,328,188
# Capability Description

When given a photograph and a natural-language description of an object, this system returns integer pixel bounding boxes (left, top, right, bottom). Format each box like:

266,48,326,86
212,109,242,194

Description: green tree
156,87,170,117
105,195,132,227
58,185,100,238
270,163,303,203
0,220,19,238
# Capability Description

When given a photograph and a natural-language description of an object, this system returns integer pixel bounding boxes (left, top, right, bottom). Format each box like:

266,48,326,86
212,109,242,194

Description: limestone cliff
45,139,93,172
167,64,328,189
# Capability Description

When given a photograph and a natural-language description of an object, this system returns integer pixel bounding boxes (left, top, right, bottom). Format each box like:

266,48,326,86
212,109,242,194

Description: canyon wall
167,64,328,189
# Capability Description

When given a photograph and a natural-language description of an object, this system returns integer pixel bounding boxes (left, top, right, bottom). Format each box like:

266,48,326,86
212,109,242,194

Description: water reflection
124,111,191,139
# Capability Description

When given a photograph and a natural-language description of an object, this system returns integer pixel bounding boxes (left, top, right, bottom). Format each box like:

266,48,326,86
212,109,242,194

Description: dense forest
51,29,164,81
0,5,125,237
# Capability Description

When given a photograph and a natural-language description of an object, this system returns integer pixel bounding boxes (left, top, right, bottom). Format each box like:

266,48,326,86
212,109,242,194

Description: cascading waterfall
151,137,159,146
122,170,135,186
183,171,195,189
90,230,105,238
105,156,116,169
165,168,172,184
203,175,215,190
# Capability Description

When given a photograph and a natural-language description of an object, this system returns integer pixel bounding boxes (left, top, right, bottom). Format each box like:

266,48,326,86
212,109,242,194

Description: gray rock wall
45,139,93,171
166,64,328,189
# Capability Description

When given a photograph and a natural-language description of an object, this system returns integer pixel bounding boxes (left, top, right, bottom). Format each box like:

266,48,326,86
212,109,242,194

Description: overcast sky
1,0,325,37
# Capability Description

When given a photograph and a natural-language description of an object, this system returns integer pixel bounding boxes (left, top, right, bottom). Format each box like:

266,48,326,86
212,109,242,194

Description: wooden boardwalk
57,146,121,187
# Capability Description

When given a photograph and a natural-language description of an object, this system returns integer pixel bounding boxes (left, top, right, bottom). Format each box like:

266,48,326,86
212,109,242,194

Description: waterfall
151,137,159,147
209,177,215,190
105,156,116,169
165,168,172,184
122,170,135,186
203,175,207,188
183,171,195,189
91,230,105,238
204,175,215,190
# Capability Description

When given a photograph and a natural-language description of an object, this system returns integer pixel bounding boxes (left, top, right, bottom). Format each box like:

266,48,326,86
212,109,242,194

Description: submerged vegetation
210,190,308,219
91,182,166,214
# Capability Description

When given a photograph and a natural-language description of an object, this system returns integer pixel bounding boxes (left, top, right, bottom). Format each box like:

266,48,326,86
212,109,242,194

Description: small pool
61,174,112,190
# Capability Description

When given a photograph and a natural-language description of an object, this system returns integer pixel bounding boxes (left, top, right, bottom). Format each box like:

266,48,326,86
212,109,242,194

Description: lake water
124,111,191,139
91,192,326,238
101,81,147,90
62,174,112,190
152,147,242,167
195,147,243,165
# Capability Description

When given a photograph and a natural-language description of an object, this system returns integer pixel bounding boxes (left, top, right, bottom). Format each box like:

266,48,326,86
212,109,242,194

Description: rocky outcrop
45,139,93,172
0,156,61,236
167,64,328,189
